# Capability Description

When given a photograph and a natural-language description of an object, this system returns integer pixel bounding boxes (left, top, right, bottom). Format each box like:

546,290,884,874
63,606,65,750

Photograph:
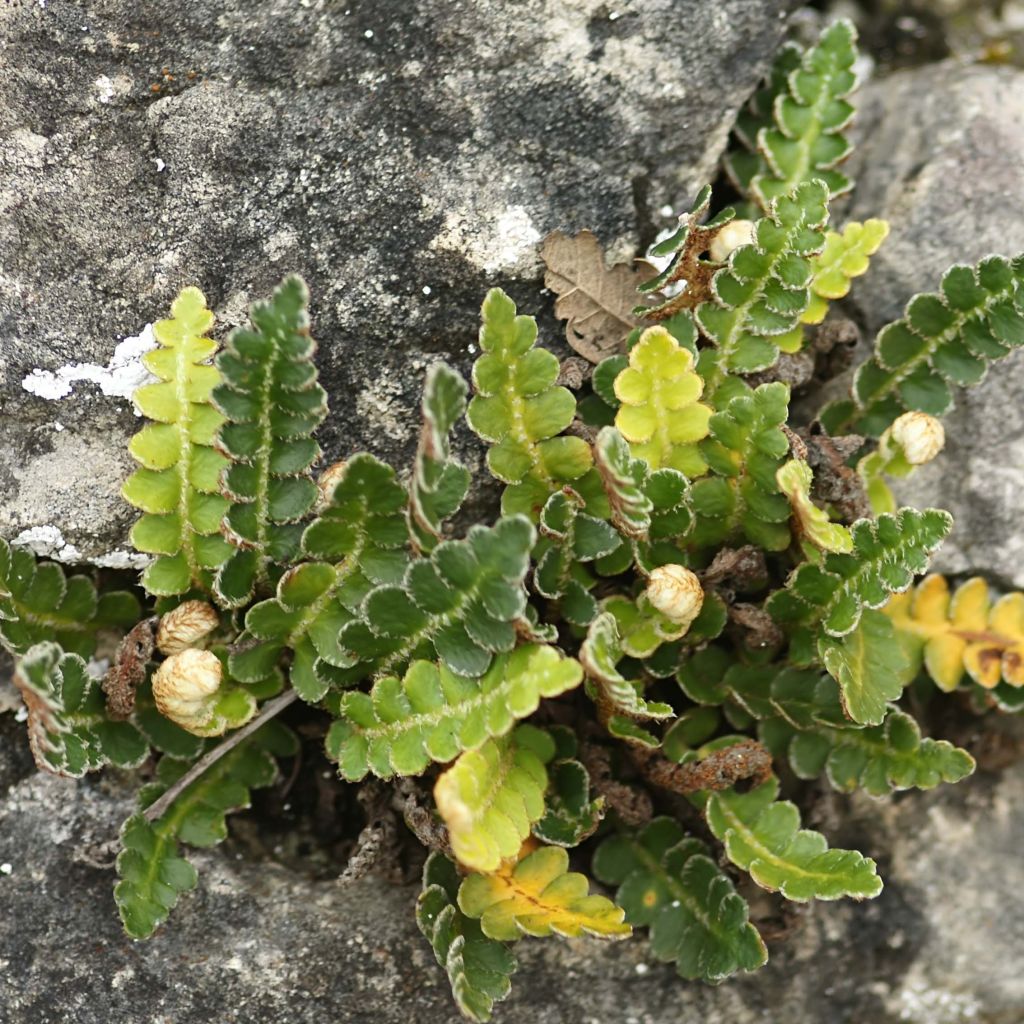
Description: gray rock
839,62,1024,587
1,716,1022,1024
0,0,794,564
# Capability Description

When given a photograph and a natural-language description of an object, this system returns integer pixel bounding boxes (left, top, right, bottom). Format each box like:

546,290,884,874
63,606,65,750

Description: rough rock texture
1,714,1022,1024
840,62,1024,587
0,0,793,563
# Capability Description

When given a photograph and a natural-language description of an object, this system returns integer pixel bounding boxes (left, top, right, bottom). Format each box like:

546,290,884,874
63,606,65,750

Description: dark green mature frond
726,20,858,211
123,287,233,596
417,853,518,1023
467,288,605,519
115,721,296,938
825,254,1024,436
14,642,148,778
593,817,767,982
0,539,139,658
337,515,536,680
695,181,830,396
761,707,975,797
212,275,327,607
533,727,604,847
689,381,792,552
410,362,471,553
230,453,409,702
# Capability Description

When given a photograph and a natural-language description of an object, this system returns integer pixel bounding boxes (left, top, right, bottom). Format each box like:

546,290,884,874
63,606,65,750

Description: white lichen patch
12,525,149,570
21,324,158,407
430,203,542,275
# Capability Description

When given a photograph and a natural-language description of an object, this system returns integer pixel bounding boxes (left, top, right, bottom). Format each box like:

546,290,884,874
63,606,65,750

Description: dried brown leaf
542,230,654,362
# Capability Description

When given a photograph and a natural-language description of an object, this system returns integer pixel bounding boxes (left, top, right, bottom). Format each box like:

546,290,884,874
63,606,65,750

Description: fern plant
7,17,1023,1022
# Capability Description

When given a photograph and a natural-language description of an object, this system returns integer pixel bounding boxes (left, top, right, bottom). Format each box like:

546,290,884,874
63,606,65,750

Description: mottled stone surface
1,714,1022,1024
839,62,1024,587
0,0,793,562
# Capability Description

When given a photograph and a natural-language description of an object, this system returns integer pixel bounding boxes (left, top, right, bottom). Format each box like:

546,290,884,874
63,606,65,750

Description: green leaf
613,325,712,475
581,612,674,725
696,181,830,395
326,645,582,781
0,539,139,658
533,731,605,848
819,609,910,726
14,642,148,777
593,817,767,982
338,515,535,680
690,381,792,551
767,507,952,639
846,254,1024,435
802,219,890,324
114,722,295,938
410,362,471,553
775,458,852,554
232,453,409,700
747,20,859,210
417,852,517,1023
434,724,555,872
706,776,882,901
467,287,601,519
764,706,975,797
124,287,233,596
212,275,327,606
458,845,631,941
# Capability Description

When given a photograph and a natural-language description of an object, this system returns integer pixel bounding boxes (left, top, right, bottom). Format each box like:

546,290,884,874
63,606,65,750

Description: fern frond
689,382,792,552
748,20,859,210
706,776,881,901
326,646,582,781
337,515,535,680
417,852,517,1023
410,362,471,553
533,488,621,626
533,730,604,847
802,220,889,324
885,574,1024,691
593,817,767,982
775,458,852,554
230,453,409,701
761,707,975,797
830,254,1024,436
434,725,555,872
0,539,139,657
122,287,234,596
212,275,327,607
468,288,604,519
14,642,148,777
115,720,296,938
695,181,830,396
458,844,631,940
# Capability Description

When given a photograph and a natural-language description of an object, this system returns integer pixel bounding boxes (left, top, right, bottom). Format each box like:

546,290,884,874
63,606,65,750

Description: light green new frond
775,458,852,554
434,724,555,872
695,181,830,395
14,642,148,778
326,645,582,781
706,777,881,901
212,275,327,607
468,288,603,519
613,325,712,475
123,287,233,596
802,219,889,324
593,818,767,982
